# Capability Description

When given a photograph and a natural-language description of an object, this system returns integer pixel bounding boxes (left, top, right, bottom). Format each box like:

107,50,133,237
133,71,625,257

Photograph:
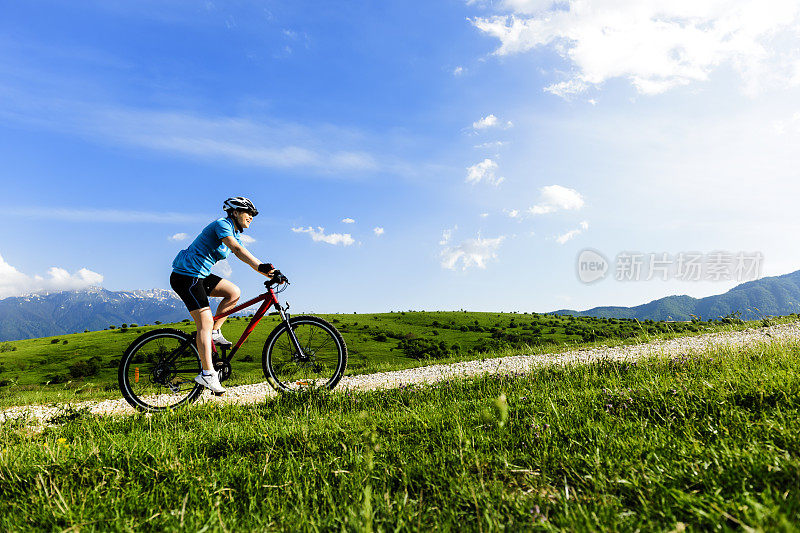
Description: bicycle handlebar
264,269,289,288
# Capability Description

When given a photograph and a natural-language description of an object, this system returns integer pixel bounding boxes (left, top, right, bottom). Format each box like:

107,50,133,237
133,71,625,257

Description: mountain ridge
0,287,189,341
552,270,800,320
3,269,800,341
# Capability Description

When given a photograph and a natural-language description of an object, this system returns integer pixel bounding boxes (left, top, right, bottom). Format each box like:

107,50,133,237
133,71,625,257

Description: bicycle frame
210,285,300,361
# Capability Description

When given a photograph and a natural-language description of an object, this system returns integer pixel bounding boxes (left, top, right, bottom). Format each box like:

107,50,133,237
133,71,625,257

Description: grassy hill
1,340,798,530
0,310,791,408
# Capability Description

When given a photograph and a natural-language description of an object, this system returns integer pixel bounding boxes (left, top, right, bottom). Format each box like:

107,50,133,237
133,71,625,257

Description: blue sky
2,1,800,314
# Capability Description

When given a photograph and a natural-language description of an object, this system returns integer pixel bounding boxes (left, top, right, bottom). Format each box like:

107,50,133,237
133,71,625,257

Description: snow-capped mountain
0,286,190,341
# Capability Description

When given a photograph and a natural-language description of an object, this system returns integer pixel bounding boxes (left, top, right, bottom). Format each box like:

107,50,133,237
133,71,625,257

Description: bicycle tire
262,315,347,392
118,328,204,411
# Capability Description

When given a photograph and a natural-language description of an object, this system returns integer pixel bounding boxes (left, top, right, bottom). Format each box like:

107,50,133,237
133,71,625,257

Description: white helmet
223,197,258,216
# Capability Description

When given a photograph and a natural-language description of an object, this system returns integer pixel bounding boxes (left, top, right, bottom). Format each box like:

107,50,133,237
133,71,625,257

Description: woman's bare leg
190,307,214,372
209,279,241,331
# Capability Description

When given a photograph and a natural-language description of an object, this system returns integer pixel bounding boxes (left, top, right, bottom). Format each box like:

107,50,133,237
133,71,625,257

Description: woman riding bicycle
170,197,275,394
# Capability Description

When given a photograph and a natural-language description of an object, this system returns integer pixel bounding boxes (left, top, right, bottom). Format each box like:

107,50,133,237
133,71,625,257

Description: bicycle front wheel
262,315,347,392
118,328,204,411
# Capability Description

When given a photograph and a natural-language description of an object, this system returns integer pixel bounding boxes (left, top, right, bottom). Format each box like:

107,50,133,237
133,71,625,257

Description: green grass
0,311,795,408
1,340,799,531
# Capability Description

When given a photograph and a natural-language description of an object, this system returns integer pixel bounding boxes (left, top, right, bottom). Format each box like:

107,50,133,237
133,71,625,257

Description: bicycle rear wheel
262,315,347,392
119,328,204,411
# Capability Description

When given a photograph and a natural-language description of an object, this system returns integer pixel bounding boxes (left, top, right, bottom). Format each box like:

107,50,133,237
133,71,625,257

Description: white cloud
479,213,489,218
341,218,355,224
472,114,513,130
471,1,800,96
212,259,233,278
440,226,457,245
555,220,589,244
440,233,506,270
291,226,355,246
466,158,505,186
240,234,256,244
544,79,589,99
373,226,385,236
0,96,380,173
505,208,520,218
473,114,499,129
454,66,465,76
528,185,584,215
474,140,507,149
0,253,103,299
169,232,188,241
501,0,556,14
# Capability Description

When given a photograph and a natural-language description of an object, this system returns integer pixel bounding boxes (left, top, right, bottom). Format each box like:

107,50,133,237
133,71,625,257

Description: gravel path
3,322,798,425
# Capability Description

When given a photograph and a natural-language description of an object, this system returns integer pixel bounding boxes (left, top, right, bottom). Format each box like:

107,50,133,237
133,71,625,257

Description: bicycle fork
276,302,306,359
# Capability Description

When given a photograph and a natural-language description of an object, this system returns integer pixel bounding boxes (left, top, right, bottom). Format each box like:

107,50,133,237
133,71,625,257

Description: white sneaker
211,329,233,347
195,371,226,394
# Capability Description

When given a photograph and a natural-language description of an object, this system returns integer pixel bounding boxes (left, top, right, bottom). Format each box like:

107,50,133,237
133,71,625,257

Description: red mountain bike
118,271,347,411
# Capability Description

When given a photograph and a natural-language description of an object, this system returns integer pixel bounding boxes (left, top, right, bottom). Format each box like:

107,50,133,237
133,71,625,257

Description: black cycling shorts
170,272,223,312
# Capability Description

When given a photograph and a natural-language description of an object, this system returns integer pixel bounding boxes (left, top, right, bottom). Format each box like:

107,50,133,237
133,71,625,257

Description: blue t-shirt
172,217,242,278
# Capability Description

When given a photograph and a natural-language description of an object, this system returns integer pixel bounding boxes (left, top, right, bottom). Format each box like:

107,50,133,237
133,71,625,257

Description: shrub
44,373,69,385
398,338,450,360
51,339,60,344
109,325,116,329
154,321,162,325
62,340,68,345
68,356,102,379
130,324,138,328
373,333,388,342
0,342,15,353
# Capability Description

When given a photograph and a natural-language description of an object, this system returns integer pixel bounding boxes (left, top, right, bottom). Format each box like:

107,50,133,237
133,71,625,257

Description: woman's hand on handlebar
257,262,275,277
263,269,288,287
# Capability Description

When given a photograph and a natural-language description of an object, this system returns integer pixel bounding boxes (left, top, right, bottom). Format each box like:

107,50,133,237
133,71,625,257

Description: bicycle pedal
211,391,225,397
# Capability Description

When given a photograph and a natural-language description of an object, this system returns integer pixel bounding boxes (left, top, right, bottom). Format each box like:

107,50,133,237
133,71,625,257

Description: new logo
577,249,609,284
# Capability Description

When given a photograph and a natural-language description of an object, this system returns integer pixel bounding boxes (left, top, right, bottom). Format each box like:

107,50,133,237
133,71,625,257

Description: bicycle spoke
303,323,317,356
309,335,334,355
120,331,203,411
265,317,346,392
165,343,194,364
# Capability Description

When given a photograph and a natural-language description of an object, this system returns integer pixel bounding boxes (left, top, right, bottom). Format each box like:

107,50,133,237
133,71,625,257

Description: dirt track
2,321,798,425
